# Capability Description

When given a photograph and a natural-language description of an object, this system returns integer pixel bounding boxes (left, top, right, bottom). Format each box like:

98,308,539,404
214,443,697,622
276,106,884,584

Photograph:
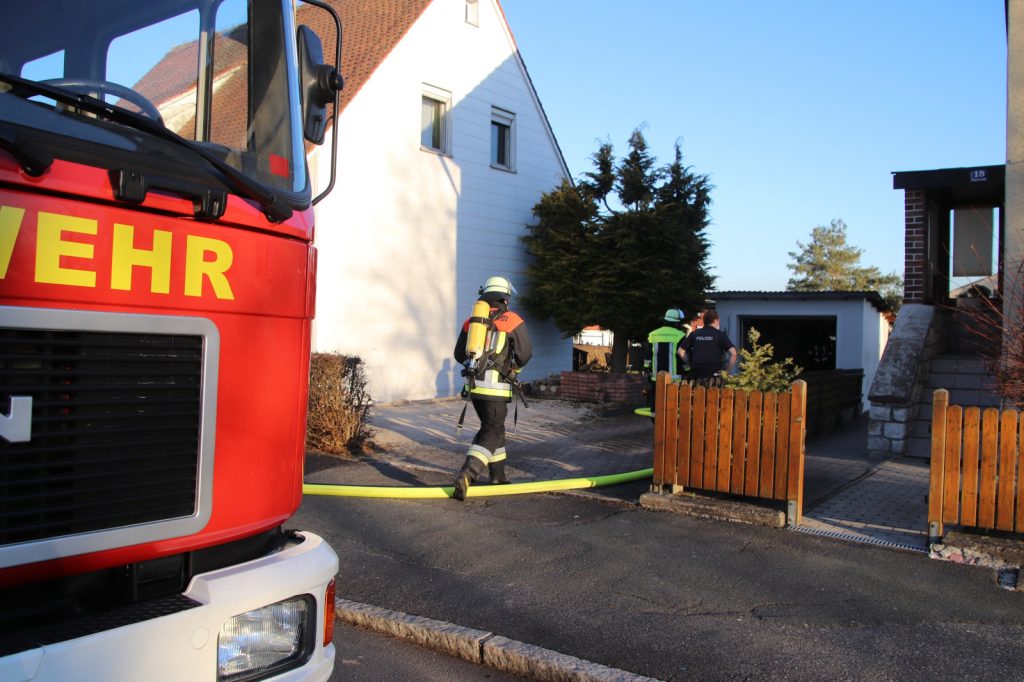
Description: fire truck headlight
217,595,315,680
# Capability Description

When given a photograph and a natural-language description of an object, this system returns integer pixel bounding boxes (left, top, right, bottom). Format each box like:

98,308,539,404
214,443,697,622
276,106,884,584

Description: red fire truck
0,1,343,679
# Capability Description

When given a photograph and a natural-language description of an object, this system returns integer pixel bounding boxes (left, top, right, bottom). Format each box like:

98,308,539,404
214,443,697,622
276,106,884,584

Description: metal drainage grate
789,525,927,553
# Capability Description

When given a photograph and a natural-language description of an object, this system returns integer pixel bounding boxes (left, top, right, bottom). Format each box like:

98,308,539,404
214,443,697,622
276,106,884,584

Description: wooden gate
651,373,807,525
928,388,1023,543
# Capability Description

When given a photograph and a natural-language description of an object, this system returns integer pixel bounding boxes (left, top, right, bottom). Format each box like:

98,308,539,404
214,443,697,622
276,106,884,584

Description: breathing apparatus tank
464,299,493,371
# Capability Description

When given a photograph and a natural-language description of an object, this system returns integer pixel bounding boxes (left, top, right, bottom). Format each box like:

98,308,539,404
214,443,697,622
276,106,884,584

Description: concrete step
926,372,999,392
924,353,1001,408
910,419,931,439
929,354,988,375
937,389,1002,408
906,435,932,458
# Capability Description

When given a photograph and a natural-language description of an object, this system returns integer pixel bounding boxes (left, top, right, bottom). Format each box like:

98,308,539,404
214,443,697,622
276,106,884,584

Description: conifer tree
521,129,713,372
786,219,903,310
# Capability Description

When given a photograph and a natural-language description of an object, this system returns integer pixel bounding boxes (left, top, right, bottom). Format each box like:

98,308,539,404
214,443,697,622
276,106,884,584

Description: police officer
452,276,532,501
678,310,736,386
643,308,688,407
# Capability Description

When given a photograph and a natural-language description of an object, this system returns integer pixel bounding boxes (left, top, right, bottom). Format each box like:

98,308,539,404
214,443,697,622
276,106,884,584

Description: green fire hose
303,468,653,499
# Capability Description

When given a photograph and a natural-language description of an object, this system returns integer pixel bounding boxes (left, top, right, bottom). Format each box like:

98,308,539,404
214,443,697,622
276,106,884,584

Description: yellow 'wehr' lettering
36,211,97,288
0,205,25,278
185,235,235,300
111,223,172,294
1,205,237,299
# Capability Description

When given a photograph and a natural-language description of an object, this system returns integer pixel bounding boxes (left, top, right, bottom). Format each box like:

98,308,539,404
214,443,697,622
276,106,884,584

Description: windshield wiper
0,123,53,177
0,74,293,222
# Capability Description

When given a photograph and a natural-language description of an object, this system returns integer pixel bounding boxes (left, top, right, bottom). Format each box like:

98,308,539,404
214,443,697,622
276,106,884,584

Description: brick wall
558,371,646,404
904,189,927,303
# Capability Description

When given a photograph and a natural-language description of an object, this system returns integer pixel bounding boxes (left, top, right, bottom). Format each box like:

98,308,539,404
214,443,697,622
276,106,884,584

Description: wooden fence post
676,383,693,488
664,380,682,493
786,380,807,526
977,408,998,528
1017,416,1024,533
996,409,1018,531
928,388,948,544
652,372,671,491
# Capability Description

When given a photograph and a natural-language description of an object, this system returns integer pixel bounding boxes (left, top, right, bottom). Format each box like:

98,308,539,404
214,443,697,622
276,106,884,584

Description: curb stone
638,491,786,528
335,598,661,681
335,598,488,662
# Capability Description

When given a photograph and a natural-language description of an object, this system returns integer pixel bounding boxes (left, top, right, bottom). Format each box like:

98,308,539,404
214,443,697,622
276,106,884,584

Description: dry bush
306,353,372,455
955,277,1024,408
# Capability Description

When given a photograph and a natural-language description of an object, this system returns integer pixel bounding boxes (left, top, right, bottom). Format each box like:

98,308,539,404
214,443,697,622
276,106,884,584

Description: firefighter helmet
480,276,516,297
663,308,685,324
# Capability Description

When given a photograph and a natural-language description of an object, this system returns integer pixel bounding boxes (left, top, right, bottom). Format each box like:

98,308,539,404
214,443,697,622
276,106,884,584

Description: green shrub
724,327,802,393
306,353,372,455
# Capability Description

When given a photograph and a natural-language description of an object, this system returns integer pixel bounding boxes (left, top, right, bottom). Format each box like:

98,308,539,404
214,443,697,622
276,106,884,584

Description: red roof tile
298,0,433,115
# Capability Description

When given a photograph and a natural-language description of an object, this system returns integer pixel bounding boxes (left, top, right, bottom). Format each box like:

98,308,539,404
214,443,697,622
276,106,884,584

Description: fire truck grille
0,328,203,546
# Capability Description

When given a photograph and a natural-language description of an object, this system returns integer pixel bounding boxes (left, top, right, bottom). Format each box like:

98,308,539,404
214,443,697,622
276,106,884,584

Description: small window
490,107,515,171
421,85,451,154
465,0,479,26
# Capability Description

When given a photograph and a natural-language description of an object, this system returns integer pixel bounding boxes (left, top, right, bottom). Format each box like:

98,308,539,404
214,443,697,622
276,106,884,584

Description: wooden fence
928,388,1024,543
651,373,808,525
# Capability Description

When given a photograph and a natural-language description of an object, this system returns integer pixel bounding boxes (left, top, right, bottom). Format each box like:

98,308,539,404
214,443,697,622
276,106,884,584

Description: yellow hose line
303,468,653,499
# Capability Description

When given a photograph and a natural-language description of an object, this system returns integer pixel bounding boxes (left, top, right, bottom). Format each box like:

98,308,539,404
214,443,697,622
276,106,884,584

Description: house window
421,86,451,154
490,107,515,171
465,0,479,26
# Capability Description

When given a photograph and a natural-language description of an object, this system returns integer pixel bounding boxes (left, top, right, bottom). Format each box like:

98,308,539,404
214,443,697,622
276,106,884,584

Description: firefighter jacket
454,301,532,401
645,325,687,380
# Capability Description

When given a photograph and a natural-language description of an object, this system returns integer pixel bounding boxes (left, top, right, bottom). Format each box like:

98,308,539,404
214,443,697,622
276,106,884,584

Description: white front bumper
1,532,339,682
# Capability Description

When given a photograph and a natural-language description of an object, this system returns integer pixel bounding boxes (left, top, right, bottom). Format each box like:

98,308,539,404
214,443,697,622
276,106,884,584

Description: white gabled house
306,0,571,404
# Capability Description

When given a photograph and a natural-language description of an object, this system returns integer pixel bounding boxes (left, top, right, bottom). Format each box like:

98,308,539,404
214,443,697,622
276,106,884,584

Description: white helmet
480,276,516,297
664,308,685,323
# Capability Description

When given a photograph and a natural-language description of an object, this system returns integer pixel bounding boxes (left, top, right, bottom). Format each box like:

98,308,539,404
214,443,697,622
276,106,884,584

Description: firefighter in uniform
452,276,532,501
643,308,689,408
678,309,736,386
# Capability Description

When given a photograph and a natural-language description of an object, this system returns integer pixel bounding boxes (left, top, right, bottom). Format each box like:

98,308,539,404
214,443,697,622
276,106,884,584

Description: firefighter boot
452,456,487,501
488,459,509,485
453,468,471,501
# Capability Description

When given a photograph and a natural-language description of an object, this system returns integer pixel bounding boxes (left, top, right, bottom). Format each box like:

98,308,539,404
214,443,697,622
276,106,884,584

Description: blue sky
500,1,1007,292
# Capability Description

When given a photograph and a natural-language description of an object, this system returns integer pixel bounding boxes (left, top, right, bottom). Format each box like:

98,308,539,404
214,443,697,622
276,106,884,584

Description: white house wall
310,0,569,403
714,298,889,412
861,301,890,401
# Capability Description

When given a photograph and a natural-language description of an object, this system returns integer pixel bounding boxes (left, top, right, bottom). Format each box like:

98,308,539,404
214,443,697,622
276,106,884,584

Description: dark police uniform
680,326,734,380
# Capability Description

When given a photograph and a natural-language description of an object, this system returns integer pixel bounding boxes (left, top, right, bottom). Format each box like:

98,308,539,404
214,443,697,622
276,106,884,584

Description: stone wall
867,304,948,457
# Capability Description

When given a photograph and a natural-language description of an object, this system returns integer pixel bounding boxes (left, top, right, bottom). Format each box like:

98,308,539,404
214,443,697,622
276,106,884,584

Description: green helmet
480,276,516,297
664,308,685,323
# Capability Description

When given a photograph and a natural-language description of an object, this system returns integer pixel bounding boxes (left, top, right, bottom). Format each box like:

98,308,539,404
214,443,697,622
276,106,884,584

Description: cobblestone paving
798,459,930,551
365,398,652,482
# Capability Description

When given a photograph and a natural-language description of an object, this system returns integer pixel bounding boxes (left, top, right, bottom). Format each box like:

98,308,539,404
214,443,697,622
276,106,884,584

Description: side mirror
297,24,342,145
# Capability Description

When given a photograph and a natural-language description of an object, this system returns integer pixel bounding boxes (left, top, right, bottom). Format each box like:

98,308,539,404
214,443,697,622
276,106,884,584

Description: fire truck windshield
0,0,310,207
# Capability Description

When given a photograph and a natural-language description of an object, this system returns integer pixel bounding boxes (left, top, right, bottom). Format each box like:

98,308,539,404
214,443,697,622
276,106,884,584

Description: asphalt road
295,460,1024,681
